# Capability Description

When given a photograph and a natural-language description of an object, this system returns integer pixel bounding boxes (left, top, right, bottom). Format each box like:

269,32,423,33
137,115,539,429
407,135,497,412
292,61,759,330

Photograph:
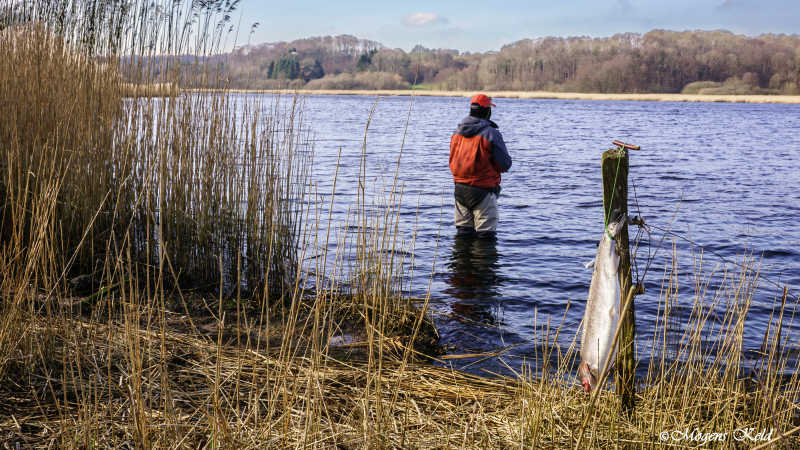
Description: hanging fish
579,214,626,392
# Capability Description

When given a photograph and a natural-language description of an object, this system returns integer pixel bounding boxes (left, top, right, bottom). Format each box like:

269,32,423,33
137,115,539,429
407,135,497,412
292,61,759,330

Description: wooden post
601,144,636,415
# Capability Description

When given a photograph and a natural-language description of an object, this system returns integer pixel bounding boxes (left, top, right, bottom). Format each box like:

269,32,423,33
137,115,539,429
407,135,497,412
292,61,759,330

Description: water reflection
445,235,503,325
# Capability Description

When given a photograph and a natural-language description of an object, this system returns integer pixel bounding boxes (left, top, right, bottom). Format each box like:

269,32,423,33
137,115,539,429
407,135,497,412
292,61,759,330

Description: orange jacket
449,116,511,188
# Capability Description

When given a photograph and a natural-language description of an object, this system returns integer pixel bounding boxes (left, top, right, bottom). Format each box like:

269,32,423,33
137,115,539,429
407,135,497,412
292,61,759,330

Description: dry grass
2,251,797,448
0,310,525,448
120,82,179,97
1,1,799,449
1,3,308,295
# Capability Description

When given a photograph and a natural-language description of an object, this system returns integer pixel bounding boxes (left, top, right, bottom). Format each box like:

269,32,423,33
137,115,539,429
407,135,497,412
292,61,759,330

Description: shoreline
188,88,800,104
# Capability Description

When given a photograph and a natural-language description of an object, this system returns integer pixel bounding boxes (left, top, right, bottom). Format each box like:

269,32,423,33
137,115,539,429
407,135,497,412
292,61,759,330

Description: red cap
470,94,496,108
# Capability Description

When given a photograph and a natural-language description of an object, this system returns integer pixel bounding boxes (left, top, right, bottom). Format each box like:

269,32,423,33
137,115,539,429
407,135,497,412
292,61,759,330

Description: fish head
579,362,598,393
605,212,628,239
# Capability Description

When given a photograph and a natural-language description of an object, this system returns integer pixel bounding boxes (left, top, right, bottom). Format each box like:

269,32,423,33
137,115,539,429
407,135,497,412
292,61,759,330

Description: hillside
207,30,800,94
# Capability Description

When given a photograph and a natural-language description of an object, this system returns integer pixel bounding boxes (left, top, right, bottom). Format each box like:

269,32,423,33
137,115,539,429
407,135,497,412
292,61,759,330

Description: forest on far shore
196,30,800,94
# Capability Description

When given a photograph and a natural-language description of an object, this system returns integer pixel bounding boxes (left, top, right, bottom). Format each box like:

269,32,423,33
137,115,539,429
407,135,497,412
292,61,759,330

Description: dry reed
1,1,798,449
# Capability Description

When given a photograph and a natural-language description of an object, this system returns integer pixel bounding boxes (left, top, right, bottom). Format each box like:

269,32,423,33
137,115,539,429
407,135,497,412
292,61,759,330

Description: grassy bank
2,249,798,448
1,1,799,448
193,88,800,104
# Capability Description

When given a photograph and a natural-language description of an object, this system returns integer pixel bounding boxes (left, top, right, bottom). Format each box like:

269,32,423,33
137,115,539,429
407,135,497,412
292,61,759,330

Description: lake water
256,94,800,379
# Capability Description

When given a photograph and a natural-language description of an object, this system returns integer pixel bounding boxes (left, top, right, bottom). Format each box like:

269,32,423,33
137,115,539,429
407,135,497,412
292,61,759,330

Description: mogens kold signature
659,427,775,444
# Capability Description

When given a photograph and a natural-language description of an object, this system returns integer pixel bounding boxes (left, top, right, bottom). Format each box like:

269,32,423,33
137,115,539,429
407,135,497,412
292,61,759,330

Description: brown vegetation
1,1,799,448
305,72,410,90
120,82,180,97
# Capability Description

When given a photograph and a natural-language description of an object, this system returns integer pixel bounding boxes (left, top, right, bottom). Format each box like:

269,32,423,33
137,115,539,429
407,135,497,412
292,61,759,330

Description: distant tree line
139,30,800,94
463,30,800,94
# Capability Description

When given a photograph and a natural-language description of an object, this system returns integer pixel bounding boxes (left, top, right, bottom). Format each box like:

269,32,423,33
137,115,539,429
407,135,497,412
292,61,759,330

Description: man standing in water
449,94,512,238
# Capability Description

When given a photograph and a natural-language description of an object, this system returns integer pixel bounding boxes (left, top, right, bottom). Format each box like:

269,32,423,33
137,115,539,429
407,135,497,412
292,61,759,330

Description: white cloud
403,13,448,27
717,0,745,10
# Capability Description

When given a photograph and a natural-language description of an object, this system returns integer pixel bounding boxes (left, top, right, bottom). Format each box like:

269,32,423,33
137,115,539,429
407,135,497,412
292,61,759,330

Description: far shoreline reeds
120,82,179,98
188,87,800,104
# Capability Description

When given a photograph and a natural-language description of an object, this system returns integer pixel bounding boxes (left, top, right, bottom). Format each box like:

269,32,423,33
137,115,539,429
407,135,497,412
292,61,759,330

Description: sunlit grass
0,0,798,448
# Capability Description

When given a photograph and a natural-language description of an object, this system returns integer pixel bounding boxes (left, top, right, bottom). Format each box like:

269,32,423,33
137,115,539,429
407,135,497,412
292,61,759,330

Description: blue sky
234,0,800,52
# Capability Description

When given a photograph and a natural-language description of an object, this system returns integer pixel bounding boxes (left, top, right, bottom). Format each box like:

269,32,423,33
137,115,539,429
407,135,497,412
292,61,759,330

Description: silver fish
579,214,626,392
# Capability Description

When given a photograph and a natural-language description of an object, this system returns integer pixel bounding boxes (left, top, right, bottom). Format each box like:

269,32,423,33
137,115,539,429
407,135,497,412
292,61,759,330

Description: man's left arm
489,129,512,173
